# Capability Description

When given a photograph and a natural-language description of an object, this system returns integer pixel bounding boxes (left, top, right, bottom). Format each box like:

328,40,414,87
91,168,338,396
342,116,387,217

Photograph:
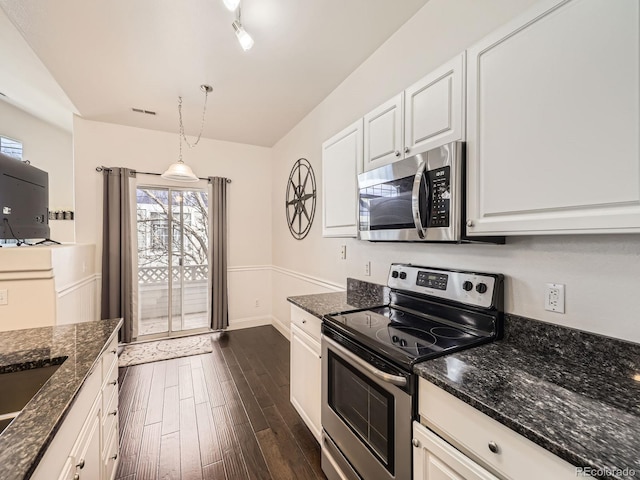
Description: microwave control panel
427,166,450,227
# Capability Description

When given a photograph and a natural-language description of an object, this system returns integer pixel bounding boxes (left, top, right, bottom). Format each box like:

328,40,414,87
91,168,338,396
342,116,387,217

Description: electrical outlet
545,283,565,313
255,299,260,308
0,289,7,306
340,245,347,260
364,261,371,276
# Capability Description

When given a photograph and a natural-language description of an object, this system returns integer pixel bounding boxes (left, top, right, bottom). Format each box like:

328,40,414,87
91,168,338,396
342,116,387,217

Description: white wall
73,117,273,330
0,100,75,242
271,0,640,343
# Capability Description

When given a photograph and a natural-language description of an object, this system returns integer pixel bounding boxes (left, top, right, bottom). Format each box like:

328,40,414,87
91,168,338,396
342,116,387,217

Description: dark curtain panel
101,167,136,343
209,177,229,330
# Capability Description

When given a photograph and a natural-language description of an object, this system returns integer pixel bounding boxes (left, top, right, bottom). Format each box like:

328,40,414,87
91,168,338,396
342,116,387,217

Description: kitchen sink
0,359,65,435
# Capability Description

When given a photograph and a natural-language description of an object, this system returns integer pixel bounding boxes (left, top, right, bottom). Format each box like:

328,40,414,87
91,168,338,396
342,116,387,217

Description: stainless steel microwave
357,142,503,243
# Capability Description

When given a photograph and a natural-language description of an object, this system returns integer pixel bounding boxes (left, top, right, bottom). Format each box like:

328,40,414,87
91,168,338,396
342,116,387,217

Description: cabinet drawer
102,357,118,399
290,305,321,342
103,382,118,439
418,378,582,480
103,420,119,480
102,336,118,380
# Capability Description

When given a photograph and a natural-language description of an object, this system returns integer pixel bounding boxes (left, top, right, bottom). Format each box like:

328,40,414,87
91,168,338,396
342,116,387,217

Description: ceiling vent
131,108,156,116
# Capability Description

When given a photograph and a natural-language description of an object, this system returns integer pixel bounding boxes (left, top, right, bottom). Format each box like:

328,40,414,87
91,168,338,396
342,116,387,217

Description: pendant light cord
177,86,211,162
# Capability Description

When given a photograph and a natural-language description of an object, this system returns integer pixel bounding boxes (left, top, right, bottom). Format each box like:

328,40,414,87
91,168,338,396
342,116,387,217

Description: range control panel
427,166,450,228
388,264,499,309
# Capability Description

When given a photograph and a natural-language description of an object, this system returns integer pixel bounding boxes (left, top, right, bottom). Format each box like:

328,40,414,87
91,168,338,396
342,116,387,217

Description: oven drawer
290,305,321,342
418,378,582,480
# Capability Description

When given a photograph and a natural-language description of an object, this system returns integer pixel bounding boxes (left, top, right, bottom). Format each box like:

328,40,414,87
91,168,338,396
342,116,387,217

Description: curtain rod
95,166,232,183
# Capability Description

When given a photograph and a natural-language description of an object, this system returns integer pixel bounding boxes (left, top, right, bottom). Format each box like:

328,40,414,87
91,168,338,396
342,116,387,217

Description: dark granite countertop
287,278,389,319
0,319,122,480
414,314,640,480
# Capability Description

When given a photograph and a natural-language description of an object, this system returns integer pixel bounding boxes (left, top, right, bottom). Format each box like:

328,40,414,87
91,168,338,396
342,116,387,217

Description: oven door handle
324,336,407,387
411,160,428,239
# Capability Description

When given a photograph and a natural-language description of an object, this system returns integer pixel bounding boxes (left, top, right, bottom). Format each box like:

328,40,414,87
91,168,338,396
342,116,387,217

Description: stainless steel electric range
320,264,504,480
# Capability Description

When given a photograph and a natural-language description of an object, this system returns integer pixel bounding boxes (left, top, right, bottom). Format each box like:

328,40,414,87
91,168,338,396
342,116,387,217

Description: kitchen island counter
0,318,122,480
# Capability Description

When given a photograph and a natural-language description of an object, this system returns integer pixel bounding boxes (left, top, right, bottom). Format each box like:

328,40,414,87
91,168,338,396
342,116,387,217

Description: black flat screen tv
0,152,50,240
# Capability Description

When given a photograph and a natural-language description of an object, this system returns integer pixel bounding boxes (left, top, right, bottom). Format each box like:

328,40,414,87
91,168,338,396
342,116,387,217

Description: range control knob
399,272,407,280
391,271,399,278
399,339,407,347
462,281,473,292
476,283,488,294
392,335,399,343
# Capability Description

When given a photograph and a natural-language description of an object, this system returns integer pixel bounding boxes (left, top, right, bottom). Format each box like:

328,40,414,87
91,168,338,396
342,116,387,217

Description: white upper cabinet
363,93,404,171
405,53,465,158
362,54,465,173
322,119,363,237
466,0,640,235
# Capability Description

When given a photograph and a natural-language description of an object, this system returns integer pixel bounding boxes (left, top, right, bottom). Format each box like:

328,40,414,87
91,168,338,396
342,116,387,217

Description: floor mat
118,334,213,367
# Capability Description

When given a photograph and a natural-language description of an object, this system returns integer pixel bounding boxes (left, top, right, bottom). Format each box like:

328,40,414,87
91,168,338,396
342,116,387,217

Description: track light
223,0,240,11
232,20,254,51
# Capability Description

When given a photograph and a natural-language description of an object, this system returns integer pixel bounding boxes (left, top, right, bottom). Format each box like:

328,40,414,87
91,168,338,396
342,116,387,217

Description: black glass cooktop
324,306,492,369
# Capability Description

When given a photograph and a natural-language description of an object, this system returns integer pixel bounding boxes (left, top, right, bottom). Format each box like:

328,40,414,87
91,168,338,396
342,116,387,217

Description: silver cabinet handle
394,150,401,157
323,336,406,387
109,409,117,416
76,459,85,469
110,453,118,460
488,441,499,454
110,349,117,354
466,220,474,228
109,380,117,386
302,319,307,324
412,438,421,448
404,146,410,154
73,474,80,480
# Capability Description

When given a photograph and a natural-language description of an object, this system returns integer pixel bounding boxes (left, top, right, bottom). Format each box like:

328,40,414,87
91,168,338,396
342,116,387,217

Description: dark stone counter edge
287,296,339,319
26,319,123,479
415,370,619,480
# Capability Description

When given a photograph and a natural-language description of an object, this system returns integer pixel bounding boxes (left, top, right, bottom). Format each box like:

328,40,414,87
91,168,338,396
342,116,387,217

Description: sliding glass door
136,187,210,339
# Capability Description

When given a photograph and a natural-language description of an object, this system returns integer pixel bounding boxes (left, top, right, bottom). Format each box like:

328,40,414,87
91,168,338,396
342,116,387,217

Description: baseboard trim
227,315,272,331
271,315,290,340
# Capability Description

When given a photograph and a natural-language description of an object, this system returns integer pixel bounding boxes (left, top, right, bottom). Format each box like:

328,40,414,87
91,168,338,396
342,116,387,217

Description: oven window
328,352,395,472
359,176,415,231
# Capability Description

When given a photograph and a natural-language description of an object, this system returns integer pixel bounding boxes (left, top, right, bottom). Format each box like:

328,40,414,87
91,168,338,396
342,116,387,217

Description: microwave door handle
412,161,428,239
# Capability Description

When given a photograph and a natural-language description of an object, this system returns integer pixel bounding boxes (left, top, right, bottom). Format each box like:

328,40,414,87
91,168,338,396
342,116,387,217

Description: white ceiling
0,0,429,147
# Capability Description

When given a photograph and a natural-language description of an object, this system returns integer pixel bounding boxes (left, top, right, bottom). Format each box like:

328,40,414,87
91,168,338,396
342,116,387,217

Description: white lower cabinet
289,305,322,442
32,335,120,480
413,421,498,480
417,379,589,480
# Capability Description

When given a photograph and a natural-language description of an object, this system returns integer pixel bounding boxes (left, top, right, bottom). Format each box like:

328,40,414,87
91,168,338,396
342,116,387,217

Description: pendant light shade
161,161,200,182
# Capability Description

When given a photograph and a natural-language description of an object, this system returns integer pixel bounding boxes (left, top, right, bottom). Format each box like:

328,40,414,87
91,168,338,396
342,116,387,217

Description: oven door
321,333,412,480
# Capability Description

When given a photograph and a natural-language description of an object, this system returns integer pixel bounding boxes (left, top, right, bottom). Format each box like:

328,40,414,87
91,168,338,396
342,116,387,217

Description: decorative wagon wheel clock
286,158,317,240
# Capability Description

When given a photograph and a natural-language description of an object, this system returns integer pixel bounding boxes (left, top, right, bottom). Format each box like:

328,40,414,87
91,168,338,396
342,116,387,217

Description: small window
0,136,23,159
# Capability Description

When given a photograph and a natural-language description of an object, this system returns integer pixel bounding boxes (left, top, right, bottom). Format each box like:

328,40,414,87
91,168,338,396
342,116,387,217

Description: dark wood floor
115,326,326,480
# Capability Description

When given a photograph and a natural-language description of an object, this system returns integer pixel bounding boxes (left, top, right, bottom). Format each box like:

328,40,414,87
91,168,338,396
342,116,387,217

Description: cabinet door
322,119,363,237
290,324,321,442
364,93,404,171
405,53,465,157
73,401,102,480
466,0,640,235
413,422,499,480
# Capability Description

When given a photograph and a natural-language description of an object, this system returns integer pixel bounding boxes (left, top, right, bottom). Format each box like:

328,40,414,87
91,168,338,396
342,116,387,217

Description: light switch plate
0,289,7,306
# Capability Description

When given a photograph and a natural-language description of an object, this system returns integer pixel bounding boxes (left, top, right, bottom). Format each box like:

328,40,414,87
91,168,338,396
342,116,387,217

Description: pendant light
162,84,212,182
